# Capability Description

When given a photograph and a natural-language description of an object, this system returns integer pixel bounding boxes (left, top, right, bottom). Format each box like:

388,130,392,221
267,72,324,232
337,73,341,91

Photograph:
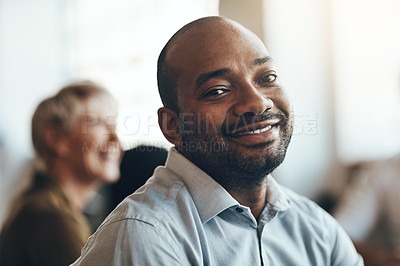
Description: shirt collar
165,148,237,224
165,148,290,223
265,175,290,211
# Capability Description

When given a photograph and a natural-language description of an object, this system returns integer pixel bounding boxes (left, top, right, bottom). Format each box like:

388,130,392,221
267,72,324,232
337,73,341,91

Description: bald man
72,17,363,266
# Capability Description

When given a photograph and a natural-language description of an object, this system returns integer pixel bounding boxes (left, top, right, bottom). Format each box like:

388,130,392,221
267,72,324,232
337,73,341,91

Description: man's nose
232,83,274,116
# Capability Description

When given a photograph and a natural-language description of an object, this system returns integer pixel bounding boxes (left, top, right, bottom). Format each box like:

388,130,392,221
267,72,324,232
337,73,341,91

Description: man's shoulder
72,167,200,265
280,186,337,227
281,186,320,209
265,185,362,266
276,186,354,253
98,166,193,231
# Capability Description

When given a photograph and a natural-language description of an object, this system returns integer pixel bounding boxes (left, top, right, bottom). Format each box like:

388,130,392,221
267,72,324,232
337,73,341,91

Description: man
72,16,362,265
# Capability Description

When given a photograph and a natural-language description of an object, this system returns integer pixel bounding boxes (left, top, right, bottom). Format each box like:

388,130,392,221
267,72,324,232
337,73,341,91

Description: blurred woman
0,81,122,266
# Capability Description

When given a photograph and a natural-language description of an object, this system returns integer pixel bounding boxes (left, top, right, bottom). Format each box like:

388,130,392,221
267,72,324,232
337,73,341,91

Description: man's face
166,20,293,186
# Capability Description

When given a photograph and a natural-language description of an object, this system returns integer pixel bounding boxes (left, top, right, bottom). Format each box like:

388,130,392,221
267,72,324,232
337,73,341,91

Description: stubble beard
178,113,293,192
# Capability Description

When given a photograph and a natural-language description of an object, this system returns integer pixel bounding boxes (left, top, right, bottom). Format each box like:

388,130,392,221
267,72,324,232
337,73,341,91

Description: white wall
0,0,72,225
332,0,400,163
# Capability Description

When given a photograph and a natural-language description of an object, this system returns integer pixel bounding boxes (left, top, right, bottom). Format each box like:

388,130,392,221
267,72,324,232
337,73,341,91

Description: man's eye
203,88,229,97
260,74,277,84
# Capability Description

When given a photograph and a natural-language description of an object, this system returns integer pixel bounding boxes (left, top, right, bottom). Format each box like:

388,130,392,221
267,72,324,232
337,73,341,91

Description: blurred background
0,0,399,225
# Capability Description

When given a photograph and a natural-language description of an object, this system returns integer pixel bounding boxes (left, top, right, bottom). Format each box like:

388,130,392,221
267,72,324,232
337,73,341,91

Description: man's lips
219,112,286,136
226,119,281,137
220,118,282,146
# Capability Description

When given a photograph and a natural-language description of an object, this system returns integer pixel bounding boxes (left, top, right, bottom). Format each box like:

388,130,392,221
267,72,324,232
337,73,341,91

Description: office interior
0,0,399,225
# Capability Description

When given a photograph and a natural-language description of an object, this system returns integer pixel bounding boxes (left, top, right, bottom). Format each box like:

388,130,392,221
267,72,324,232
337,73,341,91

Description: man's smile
220,115,284,145
227,125,280,145
227,119,281,136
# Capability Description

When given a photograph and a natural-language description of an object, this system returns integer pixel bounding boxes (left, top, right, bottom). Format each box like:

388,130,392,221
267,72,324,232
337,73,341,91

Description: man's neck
178,148,269,220
228,178,268,220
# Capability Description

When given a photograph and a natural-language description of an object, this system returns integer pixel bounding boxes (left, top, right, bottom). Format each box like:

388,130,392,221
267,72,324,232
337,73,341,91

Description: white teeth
258,126,272,133
236,125,272,136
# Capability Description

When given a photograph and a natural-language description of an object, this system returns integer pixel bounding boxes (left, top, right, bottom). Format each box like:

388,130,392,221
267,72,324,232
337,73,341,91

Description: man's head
157,16,293,190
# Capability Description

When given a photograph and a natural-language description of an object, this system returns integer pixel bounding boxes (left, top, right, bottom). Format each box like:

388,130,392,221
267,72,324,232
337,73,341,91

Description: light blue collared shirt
72,148,363,266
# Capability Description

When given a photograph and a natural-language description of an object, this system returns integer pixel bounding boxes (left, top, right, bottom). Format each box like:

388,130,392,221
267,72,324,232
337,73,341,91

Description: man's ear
158,107,182,146
43,127,70,158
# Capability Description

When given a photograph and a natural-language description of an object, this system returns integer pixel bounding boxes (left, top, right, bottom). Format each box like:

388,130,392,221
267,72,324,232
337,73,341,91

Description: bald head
157,16,265,112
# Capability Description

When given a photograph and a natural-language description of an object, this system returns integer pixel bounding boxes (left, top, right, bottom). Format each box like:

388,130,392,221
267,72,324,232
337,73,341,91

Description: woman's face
66,95,122,185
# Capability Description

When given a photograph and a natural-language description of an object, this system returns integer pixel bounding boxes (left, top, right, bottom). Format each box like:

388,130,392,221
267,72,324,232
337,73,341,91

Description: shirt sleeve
328,214,364,266
72,219,184,266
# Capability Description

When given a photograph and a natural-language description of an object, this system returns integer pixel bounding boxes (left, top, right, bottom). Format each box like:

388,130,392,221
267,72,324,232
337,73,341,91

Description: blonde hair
31,81,116,170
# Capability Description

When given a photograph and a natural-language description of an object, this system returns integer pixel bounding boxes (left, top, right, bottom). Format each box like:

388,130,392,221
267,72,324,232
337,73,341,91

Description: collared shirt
0,172,91,266
72,148,363,266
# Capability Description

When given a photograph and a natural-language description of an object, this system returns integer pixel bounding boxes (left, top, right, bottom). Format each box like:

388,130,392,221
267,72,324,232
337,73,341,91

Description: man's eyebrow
195,68,230,87
253,56,273,66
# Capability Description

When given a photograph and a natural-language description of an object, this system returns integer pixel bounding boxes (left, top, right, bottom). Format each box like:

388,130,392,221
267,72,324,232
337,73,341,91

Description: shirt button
235,207,243,213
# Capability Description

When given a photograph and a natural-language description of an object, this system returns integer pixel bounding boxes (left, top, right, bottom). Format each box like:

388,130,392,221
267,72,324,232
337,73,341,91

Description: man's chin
230,155,280,174
231,140,274,150
226,140,281,159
